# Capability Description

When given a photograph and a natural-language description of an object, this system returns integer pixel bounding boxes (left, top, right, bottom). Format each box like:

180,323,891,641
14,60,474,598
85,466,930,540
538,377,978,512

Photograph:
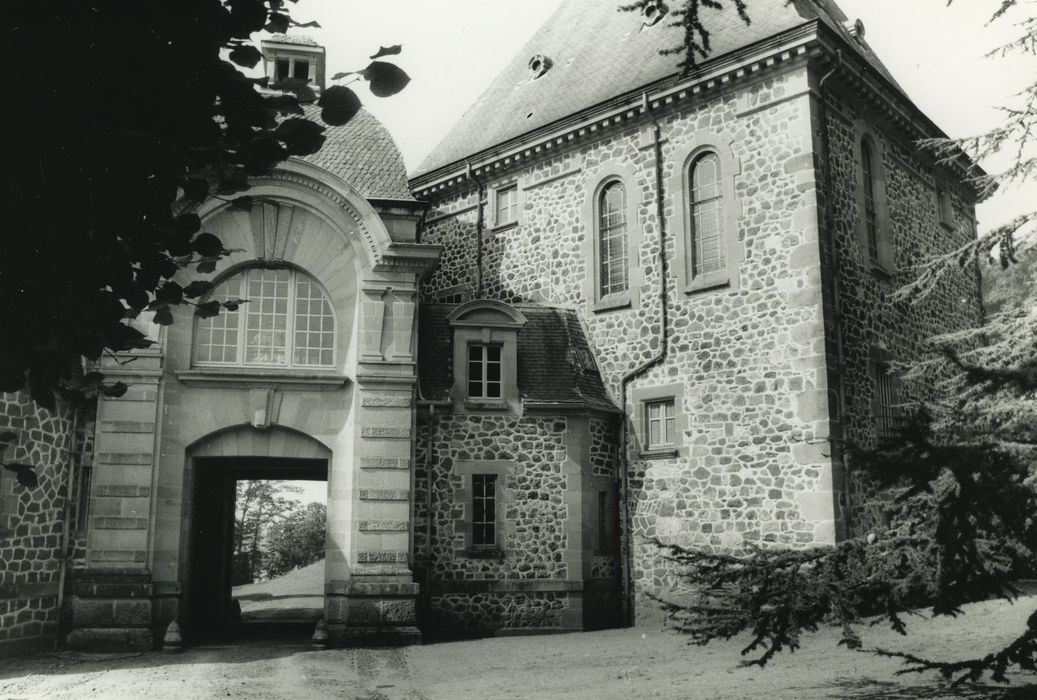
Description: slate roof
267,33,320,47
414,0,902,177
299,105,414,201
418,304,619,413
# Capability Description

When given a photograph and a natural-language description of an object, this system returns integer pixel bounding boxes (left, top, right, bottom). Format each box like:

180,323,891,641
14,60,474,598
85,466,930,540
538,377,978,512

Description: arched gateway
68,109,440,649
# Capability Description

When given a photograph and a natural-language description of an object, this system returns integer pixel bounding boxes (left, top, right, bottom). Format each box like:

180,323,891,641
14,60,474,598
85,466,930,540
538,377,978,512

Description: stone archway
183,426,331,641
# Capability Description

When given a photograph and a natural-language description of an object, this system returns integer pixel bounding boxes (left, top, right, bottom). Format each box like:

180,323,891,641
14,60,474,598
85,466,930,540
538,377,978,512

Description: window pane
485,381,502,399
690,153,725,276
292,274,335,367
195,277,241,364
599,182,628,297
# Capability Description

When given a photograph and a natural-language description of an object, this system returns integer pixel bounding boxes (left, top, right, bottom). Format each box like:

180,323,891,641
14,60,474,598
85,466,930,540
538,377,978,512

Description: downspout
817,51,851,534
467,162,485,298
55,401,81,650
618,93,670,627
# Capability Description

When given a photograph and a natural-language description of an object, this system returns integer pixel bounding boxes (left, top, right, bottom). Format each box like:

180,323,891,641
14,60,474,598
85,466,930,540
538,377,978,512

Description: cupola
261,33,326,95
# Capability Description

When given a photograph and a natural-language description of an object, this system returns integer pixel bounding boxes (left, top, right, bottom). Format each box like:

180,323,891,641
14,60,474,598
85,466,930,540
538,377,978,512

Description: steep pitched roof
414,0,900,177
300,106,414,201
418,304,619,413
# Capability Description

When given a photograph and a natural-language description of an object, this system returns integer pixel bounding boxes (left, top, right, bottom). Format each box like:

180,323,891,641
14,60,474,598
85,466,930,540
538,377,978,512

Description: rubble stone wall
817,88,983,534
420,64,839,611
0,391,76,654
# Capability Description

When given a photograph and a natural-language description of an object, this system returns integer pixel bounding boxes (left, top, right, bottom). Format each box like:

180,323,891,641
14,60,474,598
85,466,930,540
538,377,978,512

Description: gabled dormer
261,33,325,95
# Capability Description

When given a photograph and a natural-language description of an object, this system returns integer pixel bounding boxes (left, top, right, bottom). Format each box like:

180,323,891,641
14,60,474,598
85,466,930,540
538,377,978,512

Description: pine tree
637,0,1037,685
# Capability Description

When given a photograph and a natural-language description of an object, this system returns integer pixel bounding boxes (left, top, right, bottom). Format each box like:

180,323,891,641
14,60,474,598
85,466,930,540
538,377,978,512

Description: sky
280,0,1035,234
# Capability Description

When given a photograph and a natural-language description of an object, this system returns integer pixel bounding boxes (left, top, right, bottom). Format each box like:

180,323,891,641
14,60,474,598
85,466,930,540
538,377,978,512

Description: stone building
0,0,983,653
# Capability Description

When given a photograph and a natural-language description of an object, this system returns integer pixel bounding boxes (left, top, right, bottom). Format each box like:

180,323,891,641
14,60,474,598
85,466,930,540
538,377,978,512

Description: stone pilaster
325,273,421,644
70,335,162,651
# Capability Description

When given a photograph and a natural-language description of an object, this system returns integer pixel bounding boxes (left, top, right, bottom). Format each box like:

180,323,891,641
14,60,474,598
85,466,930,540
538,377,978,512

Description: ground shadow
827,677,1037,698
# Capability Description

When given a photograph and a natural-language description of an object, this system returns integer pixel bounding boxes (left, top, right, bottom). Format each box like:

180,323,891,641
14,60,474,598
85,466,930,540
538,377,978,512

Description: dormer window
467,344,503,399
447,300,527,412
262,34,325,93
641,1,668,27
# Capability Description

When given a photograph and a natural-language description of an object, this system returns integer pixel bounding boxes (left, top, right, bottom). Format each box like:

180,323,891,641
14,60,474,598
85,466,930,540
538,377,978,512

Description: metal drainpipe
618,93,671,627
817,51,851,534
54,402,81,650
467,162,485,298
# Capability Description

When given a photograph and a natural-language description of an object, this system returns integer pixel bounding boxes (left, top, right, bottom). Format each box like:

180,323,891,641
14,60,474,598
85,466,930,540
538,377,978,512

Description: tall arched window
690,152,724,277
598,181,629,298
861,138,879,262
194,267,336,368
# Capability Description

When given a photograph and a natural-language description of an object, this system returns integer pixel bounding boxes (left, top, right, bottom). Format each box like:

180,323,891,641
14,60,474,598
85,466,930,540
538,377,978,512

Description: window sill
869,260,894,280
640,447,679,459
176,369,348,389
464,400,509,412
467,546,503,559
490,221,519,233
684,273,731,295
592,292,631,313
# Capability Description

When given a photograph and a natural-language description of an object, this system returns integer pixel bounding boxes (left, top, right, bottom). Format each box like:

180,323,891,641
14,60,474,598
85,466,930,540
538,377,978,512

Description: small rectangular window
937,188,955,229
495,185,518,226
873,360,903,442
468,344,503,399
645,398,676,450
472,474,496,548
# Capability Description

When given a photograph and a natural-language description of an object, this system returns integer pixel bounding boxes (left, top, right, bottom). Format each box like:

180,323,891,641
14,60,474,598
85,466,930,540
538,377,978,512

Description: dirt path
1,596,1034,699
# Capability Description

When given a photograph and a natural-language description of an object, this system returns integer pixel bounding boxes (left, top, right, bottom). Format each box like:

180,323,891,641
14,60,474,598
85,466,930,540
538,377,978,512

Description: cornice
410,22,822,198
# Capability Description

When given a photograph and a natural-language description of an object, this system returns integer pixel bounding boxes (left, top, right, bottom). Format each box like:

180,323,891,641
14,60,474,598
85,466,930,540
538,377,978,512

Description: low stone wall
0,391,76,655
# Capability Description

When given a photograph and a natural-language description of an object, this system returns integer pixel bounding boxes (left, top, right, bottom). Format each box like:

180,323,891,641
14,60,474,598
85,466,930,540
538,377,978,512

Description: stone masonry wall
817,87,984,534
415,413,578,633
420,63,838,613
0,391,76,654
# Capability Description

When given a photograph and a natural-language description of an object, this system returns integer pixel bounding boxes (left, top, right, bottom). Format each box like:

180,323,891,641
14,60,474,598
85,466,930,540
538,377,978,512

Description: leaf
191,232,225,257
80,372,106,387
197,258,218,274
15,469,39,489
183,178,210,203
263,94,304,116
100,382,128,398
331,71,357,81
369,45,402,60
238,137,287,175
228,44,263,69
270,77,316,103
265,12,290,34
156,281,184,305
363,61,410,98
153,306,175,326
275,118,325,156
231,196,254,211
171,213,202,235
291,20,322,29
223,299,247,312
195,301,222,318
318,86,361,126
183,281,214,299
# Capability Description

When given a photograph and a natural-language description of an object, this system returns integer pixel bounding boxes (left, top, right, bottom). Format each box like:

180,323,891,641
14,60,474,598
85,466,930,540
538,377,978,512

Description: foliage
233,480,302,584
2,1,409,409
641,0,1037,686
264,501,327,578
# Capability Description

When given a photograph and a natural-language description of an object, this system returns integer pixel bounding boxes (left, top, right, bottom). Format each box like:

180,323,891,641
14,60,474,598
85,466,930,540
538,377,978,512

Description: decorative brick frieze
359,457,410,470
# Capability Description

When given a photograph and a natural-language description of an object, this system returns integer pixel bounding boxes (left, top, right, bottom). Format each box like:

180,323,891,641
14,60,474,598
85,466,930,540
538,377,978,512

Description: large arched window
689,152,724,277
194,267,336,368
860,138,880,262
598,181,628,298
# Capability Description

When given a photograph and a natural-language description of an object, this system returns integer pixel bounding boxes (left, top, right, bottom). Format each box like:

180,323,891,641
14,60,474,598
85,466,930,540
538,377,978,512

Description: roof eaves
409,21,823,194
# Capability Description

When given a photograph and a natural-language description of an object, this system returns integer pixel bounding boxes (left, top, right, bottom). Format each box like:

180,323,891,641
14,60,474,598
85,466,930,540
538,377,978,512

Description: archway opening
187,457,328,643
